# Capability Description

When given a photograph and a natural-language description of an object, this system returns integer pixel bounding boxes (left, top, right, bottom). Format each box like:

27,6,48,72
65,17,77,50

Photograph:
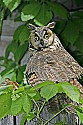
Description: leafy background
0,0,83,124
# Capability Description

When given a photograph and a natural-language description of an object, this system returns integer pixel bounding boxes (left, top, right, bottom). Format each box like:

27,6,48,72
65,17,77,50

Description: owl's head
27,22,55,50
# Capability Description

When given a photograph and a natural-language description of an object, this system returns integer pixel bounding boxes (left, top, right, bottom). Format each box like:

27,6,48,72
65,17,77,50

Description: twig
43,106,68,125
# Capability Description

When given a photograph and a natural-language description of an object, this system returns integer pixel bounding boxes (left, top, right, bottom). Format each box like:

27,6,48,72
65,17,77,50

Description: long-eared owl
26,22,83,94
25,22,83,115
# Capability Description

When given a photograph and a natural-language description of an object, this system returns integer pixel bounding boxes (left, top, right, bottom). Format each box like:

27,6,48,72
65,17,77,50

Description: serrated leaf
11,94,23,115
21,2,40,21
62,21,79,43
59,82,80,103
3,0,21,12
14,25,30,43
40,84,58,101
34,3,52,26
75,107,83,123
48,2,69,19
0,93,12,119
14,43,28,64
23,95,33,115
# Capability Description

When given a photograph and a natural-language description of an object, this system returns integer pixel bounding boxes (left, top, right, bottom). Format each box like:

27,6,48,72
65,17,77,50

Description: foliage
0,81,83,125
0,0,83,124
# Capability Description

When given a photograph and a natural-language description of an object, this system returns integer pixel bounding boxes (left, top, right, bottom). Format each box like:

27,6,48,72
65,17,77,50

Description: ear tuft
27,23,36,30
46,22,56,29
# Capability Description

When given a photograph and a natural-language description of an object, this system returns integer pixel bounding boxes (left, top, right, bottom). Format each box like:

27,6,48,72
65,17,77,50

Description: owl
26,22,83,93
25,22,83,116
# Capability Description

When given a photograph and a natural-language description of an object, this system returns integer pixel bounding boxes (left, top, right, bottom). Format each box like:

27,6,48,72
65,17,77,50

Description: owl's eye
35,36,39,41
44,34,50,39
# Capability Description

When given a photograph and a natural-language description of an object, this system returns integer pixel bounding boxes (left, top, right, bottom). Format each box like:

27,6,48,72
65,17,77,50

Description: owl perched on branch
25,22,83,117
26,22,83,95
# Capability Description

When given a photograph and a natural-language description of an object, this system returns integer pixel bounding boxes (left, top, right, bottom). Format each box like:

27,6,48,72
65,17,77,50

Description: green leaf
48,2,69,19
3,59,15,68
28,91,37,98
16,68,24,83
71,11,83,18
0,56,5,61
0,66,15,76
5,42,18,58
20,113,28,125
24,85,32,91
34,3,52,26
11,94,23,115
75,107,83,123
74,32,83,53
0,93,12,119
11,93,21,101
79,97,83,104
21,2,40,21
54,122,63,125
74,0,83,6
23,95,33,115
0,9,4,34
27,112,35,121
40,84,58,101
54,20,66,34
0,72,15,84
59,82,80,103
79,19,83,32
14,25,30,43
13,87,24,94
62,21,79,44
30,81,55,90
0,85,13,93
3,0,12,6
32,91,41,101
3,0,21,12
14,43,28,64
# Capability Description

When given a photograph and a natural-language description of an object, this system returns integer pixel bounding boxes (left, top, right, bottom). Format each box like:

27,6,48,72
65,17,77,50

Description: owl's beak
40,40,44,46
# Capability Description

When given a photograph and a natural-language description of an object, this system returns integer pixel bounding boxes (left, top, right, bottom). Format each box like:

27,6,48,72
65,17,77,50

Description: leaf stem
32,99,39,109
38,100,46,116
43,106,68,125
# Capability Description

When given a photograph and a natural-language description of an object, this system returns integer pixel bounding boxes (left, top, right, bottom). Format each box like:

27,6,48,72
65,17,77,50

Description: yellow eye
35,36,39,41
44,34,49,39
